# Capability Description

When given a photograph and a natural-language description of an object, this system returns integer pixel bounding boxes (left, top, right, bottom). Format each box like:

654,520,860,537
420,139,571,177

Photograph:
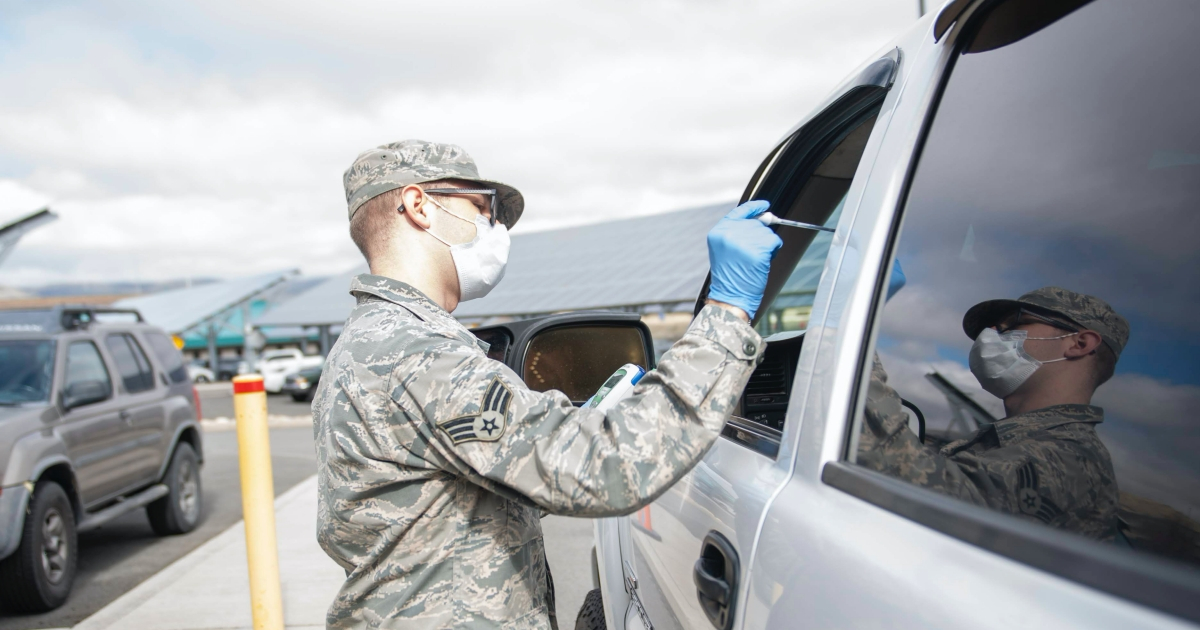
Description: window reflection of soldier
858,287,1130,541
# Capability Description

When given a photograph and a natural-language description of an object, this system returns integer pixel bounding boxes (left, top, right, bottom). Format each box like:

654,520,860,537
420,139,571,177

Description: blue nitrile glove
707,200,784,319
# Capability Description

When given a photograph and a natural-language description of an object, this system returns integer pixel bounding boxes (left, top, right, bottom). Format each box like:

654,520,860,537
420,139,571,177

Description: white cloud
1094,373,1200,429
0,0,916,286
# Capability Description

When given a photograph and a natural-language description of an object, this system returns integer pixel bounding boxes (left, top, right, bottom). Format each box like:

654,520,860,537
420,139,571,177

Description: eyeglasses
994,307,1080,335
423,188,500,226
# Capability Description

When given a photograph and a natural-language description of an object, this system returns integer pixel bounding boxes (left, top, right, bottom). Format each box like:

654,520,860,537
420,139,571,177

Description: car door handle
693,560,729,605
693,531,739,630
119,410,132,423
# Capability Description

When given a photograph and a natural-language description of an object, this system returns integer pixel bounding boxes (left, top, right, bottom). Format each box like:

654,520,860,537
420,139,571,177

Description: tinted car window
851,0,1200,568
65,341,112,396
755,114,878,336
105,334,155,393
0,340,55,404
146,332,188,383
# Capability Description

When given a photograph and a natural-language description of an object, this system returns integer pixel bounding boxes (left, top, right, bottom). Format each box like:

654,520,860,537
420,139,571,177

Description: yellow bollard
233,375,284,630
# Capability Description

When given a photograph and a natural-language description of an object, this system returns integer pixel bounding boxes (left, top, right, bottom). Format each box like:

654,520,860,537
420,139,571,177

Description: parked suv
0,306,204,612
589,1,1200,629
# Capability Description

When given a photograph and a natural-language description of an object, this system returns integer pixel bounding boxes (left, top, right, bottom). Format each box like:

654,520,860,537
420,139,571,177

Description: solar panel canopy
116,270,293,334
254,202,732,328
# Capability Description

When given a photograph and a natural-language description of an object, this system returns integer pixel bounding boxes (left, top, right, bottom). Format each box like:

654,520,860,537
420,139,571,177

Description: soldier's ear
400,185,433,230
1068,330,1104,358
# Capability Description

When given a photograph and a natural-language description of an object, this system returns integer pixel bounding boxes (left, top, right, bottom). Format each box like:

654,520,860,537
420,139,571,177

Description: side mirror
62,380,110,410
471,311,655,405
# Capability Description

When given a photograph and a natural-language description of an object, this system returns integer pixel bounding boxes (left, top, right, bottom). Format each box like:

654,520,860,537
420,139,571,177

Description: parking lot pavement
194,382,313,420
543,515,596,625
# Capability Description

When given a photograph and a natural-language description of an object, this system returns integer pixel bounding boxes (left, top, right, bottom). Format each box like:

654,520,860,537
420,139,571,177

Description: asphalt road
196,383,313,419
0,387,596,628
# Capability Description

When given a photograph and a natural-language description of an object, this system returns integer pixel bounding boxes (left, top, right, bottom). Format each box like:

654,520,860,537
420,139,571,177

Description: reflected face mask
968,327,1074,398
423,196,510,302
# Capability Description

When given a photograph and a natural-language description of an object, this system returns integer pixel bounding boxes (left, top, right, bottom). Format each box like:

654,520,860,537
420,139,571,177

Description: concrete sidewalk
74,476,342,630
68,475,595,629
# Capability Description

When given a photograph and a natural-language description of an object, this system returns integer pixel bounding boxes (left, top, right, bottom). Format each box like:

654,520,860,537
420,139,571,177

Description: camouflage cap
963,286,1130,357
343,139,524,229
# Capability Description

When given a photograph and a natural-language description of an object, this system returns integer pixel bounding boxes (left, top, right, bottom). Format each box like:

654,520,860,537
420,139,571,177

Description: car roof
0,305,158,336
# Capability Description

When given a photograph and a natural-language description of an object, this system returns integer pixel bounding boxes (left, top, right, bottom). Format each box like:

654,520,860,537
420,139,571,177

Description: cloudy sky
0,0,917,286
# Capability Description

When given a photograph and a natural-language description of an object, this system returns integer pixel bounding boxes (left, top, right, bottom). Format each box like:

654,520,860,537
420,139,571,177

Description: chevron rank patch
437,377,512,444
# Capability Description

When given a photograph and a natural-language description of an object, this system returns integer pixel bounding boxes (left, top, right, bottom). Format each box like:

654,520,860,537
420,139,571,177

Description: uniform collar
349,274,489,352
991,403,1104,446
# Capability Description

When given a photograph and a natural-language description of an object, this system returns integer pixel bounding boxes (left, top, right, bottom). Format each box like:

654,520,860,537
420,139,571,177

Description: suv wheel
147,443,202,535
574,588,606,630
0,481,77,612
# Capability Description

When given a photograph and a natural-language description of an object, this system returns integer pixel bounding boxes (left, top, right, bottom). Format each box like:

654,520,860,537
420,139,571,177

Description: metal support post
232,375,283,630
242,302,258,371
207,325,219,372
318,325,331,357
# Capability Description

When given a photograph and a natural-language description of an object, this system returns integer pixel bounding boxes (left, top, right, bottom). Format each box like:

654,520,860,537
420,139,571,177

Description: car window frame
700,50,899,459
104,332,156,394
819,2,1200,622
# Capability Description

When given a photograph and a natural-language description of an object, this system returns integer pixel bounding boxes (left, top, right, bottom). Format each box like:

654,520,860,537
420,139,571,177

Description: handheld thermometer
582,364,647,413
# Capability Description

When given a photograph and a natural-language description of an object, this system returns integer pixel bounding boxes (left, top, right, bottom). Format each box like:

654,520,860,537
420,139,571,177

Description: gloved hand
706,200,783,320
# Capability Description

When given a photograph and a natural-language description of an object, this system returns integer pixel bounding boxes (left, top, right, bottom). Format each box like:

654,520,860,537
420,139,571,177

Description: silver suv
587,1,1200,629
0,306,204,612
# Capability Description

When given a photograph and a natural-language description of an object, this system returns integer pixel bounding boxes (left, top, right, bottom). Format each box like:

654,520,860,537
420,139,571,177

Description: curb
72,476,318,630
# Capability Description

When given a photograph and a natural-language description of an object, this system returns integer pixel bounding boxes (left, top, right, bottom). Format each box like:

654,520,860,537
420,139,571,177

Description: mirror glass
522,325,648,403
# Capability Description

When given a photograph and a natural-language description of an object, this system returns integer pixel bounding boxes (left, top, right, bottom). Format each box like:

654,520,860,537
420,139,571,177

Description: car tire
0,481,77,613
195,375,210,383
147,443,202,536
290,393,306,402
574,588,606,630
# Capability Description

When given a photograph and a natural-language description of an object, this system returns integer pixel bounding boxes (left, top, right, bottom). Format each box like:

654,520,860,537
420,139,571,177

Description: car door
55,337,128,506
617,49,901,630
103,332,167,488
745,1,1200,628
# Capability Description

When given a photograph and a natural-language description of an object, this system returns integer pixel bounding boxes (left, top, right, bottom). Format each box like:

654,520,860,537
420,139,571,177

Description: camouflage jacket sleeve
855,354,988,505
387,304,762,517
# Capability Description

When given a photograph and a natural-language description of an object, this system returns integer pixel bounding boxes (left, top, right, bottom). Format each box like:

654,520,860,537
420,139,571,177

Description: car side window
145,332,188,384
753,113,877,336
105,334,156,394
719,85,887,449
65,341,112,399
848,0,1200,570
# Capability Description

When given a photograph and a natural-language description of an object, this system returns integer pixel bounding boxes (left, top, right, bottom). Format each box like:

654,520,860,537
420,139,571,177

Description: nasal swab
757,211,836,233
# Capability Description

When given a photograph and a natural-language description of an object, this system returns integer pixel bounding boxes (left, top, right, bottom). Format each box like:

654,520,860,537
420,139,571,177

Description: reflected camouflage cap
342,139,524,228
963,286,1130,357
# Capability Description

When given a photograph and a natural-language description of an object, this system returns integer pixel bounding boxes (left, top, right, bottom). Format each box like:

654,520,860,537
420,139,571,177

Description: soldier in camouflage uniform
857,287,1130,541
314,140,780,629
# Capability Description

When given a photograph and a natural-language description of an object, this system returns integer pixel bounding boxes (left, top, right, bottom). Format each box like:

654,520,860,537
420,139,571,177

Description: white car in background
186,363,215,383
256,348,323,394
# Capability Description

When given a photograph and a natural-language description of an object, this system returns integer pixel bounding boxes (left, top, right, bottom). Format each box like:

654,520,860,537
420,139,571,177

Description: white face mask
422,195,510,302
968,327,1075,398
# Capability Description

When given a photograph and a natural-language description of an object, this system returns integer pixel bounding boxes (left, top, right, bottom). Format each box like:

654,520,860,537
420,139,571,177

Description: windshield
0,339,55,405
